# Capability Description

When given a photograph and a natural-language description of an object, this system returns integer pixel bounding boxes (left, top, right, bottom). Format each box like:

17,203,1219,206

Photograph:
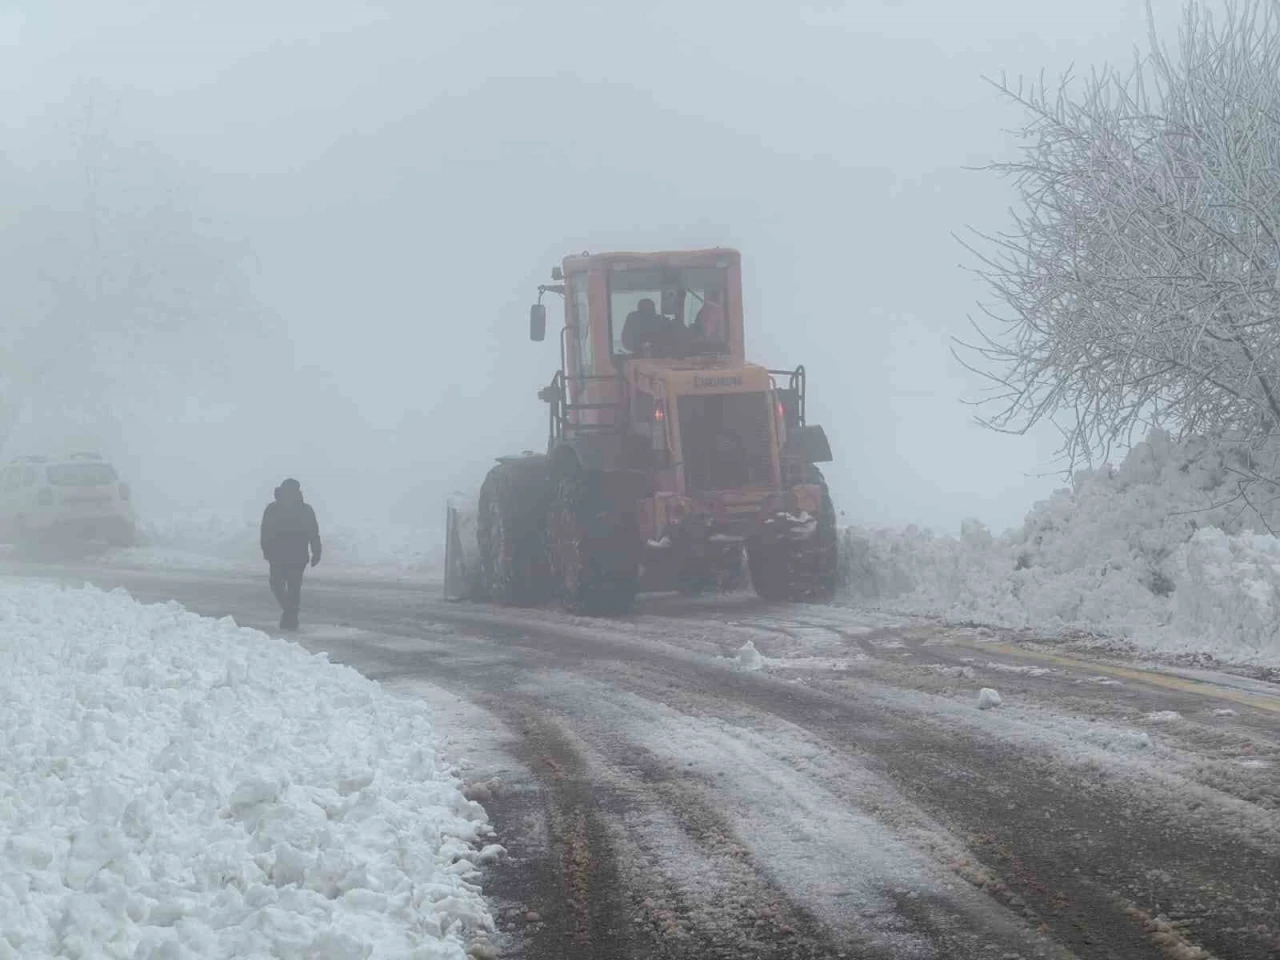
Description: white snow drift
131,511,443,575
842,430,1280,666
0,580,494,959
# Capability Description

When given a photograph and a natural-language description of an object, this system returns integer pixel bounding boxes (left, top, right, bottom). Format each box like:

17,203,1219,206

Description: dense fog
0,0,1183,546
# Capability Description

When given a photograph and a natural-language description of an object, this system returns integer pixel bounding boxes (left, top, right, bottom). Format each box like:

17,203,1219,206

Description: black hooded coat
260,480,322,566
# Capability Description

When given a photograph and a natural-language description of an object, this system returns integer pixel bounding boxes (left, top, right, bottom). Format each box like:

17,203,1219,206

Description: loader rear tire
549,465,639,616
748,466,838,603
477,460,552,606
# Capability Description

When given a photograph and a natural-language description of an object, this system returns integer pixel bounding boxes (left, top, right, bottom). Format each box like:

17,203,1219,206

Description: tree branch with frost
957,0,1280,471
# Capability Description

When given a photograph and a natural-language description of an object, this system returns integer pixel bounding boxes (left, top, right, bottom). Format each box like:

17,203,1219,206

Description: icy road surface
8,560,1279,960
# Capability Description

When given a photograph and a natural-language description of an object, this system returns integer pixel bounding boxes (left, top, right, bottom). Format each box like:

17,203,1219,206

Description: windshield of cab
609,266,730,359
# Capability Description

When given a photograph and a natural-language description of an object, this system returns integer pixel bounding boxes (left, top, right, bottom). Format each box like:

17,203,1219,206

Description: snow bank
318,523,444,575
138,512,261,565
841,430,1280,666
0,581,494,958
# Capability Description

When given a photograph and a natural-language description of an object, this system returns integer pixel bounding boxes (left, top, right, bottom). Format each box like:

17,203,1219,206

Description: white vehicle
0,452,137,547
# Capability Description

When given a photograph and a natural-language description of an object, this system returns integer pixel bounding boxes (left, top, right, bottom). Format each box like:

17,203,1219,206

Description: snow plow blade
443,499,481,601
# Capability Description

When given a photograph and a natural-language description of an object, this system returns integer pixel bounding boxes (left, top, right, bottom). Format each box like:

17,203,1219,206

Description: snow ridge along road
10,562,1279,960
0,579,496,960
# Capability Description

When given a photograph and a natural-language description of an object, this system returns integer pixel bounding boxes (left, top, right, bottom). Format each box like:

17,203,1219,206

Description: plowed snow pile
842,430,1280,666
0,581,494,958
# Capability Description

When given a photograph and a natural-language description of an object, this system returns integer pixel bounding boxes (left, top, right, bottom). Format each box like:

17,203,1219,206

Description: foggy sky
0,1,1189,536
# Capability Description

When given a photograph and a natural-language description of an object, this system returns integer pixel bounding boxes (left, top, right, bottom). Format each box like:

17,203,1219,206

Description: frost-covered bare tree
0,86,283,455
958,1,1280,478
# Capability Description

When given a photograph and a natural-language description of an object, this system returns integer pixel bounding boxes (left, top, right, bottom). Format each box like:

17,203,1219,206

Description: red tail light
119,483,131,501
651,401,667,453
37,487,53,506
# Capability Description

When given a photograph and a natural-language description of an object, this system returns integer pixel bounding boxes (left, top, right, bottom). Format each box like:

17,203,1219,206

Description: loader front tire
549,465,639,616
748,466,838,603
477,460,552,606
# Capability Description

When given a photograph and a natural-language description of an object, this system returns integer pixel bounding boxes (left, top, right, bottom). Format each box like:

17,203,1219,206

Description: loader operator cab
529,249,743,375
609,265,733,361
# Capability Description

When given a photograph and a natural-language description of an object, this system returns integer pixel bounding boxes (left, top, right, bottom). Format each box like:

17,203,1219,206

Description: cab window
609,266,730,359
570,276,593,377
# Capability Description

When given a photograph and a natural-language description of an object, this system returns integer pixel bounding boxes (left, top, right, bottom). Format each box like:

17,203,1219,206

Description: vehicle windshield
610,266,730,358
46,463,118,486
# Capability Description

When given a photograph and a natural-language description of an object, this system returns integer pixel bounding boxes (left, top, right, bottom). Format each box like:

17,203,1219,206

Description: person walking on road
260,477,321,631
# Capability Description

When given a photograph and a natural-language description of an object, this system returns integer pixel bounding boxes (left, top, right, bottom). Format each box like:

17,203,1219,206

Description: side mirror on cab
530,303,547,342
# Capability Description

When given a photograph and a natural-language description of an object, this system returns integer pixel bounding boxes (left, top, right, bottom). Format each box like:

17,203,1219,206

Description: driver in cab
621,298,674,355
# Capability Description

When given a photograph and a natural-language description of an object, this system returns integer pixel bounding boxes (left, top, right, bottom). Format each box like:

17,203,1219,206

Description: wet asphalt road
7,559,1279,960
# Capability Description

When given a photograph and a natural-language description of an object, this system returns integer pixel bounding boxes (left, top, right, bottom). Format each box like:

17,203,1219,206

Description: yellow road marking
951,640,1280,715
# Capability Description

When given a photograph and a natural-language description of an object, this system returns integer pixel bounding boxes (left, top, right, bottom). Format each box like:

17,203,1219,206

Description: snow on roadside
0,580,494,959
133,512,444,576
841,429,1280,667
136,513,262,566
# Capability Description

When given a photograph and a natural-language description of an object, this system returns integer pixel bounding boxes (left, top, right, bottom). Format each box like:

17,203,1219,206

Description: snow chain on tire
549,465,640,616
477,460,552,606
748,465,838,602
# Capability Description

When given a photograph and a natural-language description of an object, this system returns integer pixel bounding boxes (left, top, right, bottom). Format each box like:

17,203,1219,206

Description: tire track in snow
468,697,858,959
469,630,1276,960
314,625,1044,958
517,668,1075,960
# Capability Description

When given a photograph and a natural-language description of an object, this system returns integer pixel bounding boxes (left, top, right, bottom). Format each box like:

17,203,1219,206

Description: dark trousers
269,561,307,624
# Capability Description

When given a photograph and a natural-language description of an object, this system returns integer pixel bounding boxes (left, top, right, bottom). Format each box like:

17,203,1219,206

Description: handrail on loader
767,365,807,428
541,370,626,445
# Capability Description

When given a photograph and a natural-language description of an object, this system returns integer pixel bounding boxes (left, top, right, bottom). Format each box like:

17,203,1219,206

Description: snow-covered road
7,561,1278,960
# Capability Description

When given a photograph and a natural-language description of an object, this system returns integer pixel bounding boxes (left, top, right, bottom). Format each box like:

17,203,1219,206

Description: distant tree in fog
0,87,281,453
958,1,1280,475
